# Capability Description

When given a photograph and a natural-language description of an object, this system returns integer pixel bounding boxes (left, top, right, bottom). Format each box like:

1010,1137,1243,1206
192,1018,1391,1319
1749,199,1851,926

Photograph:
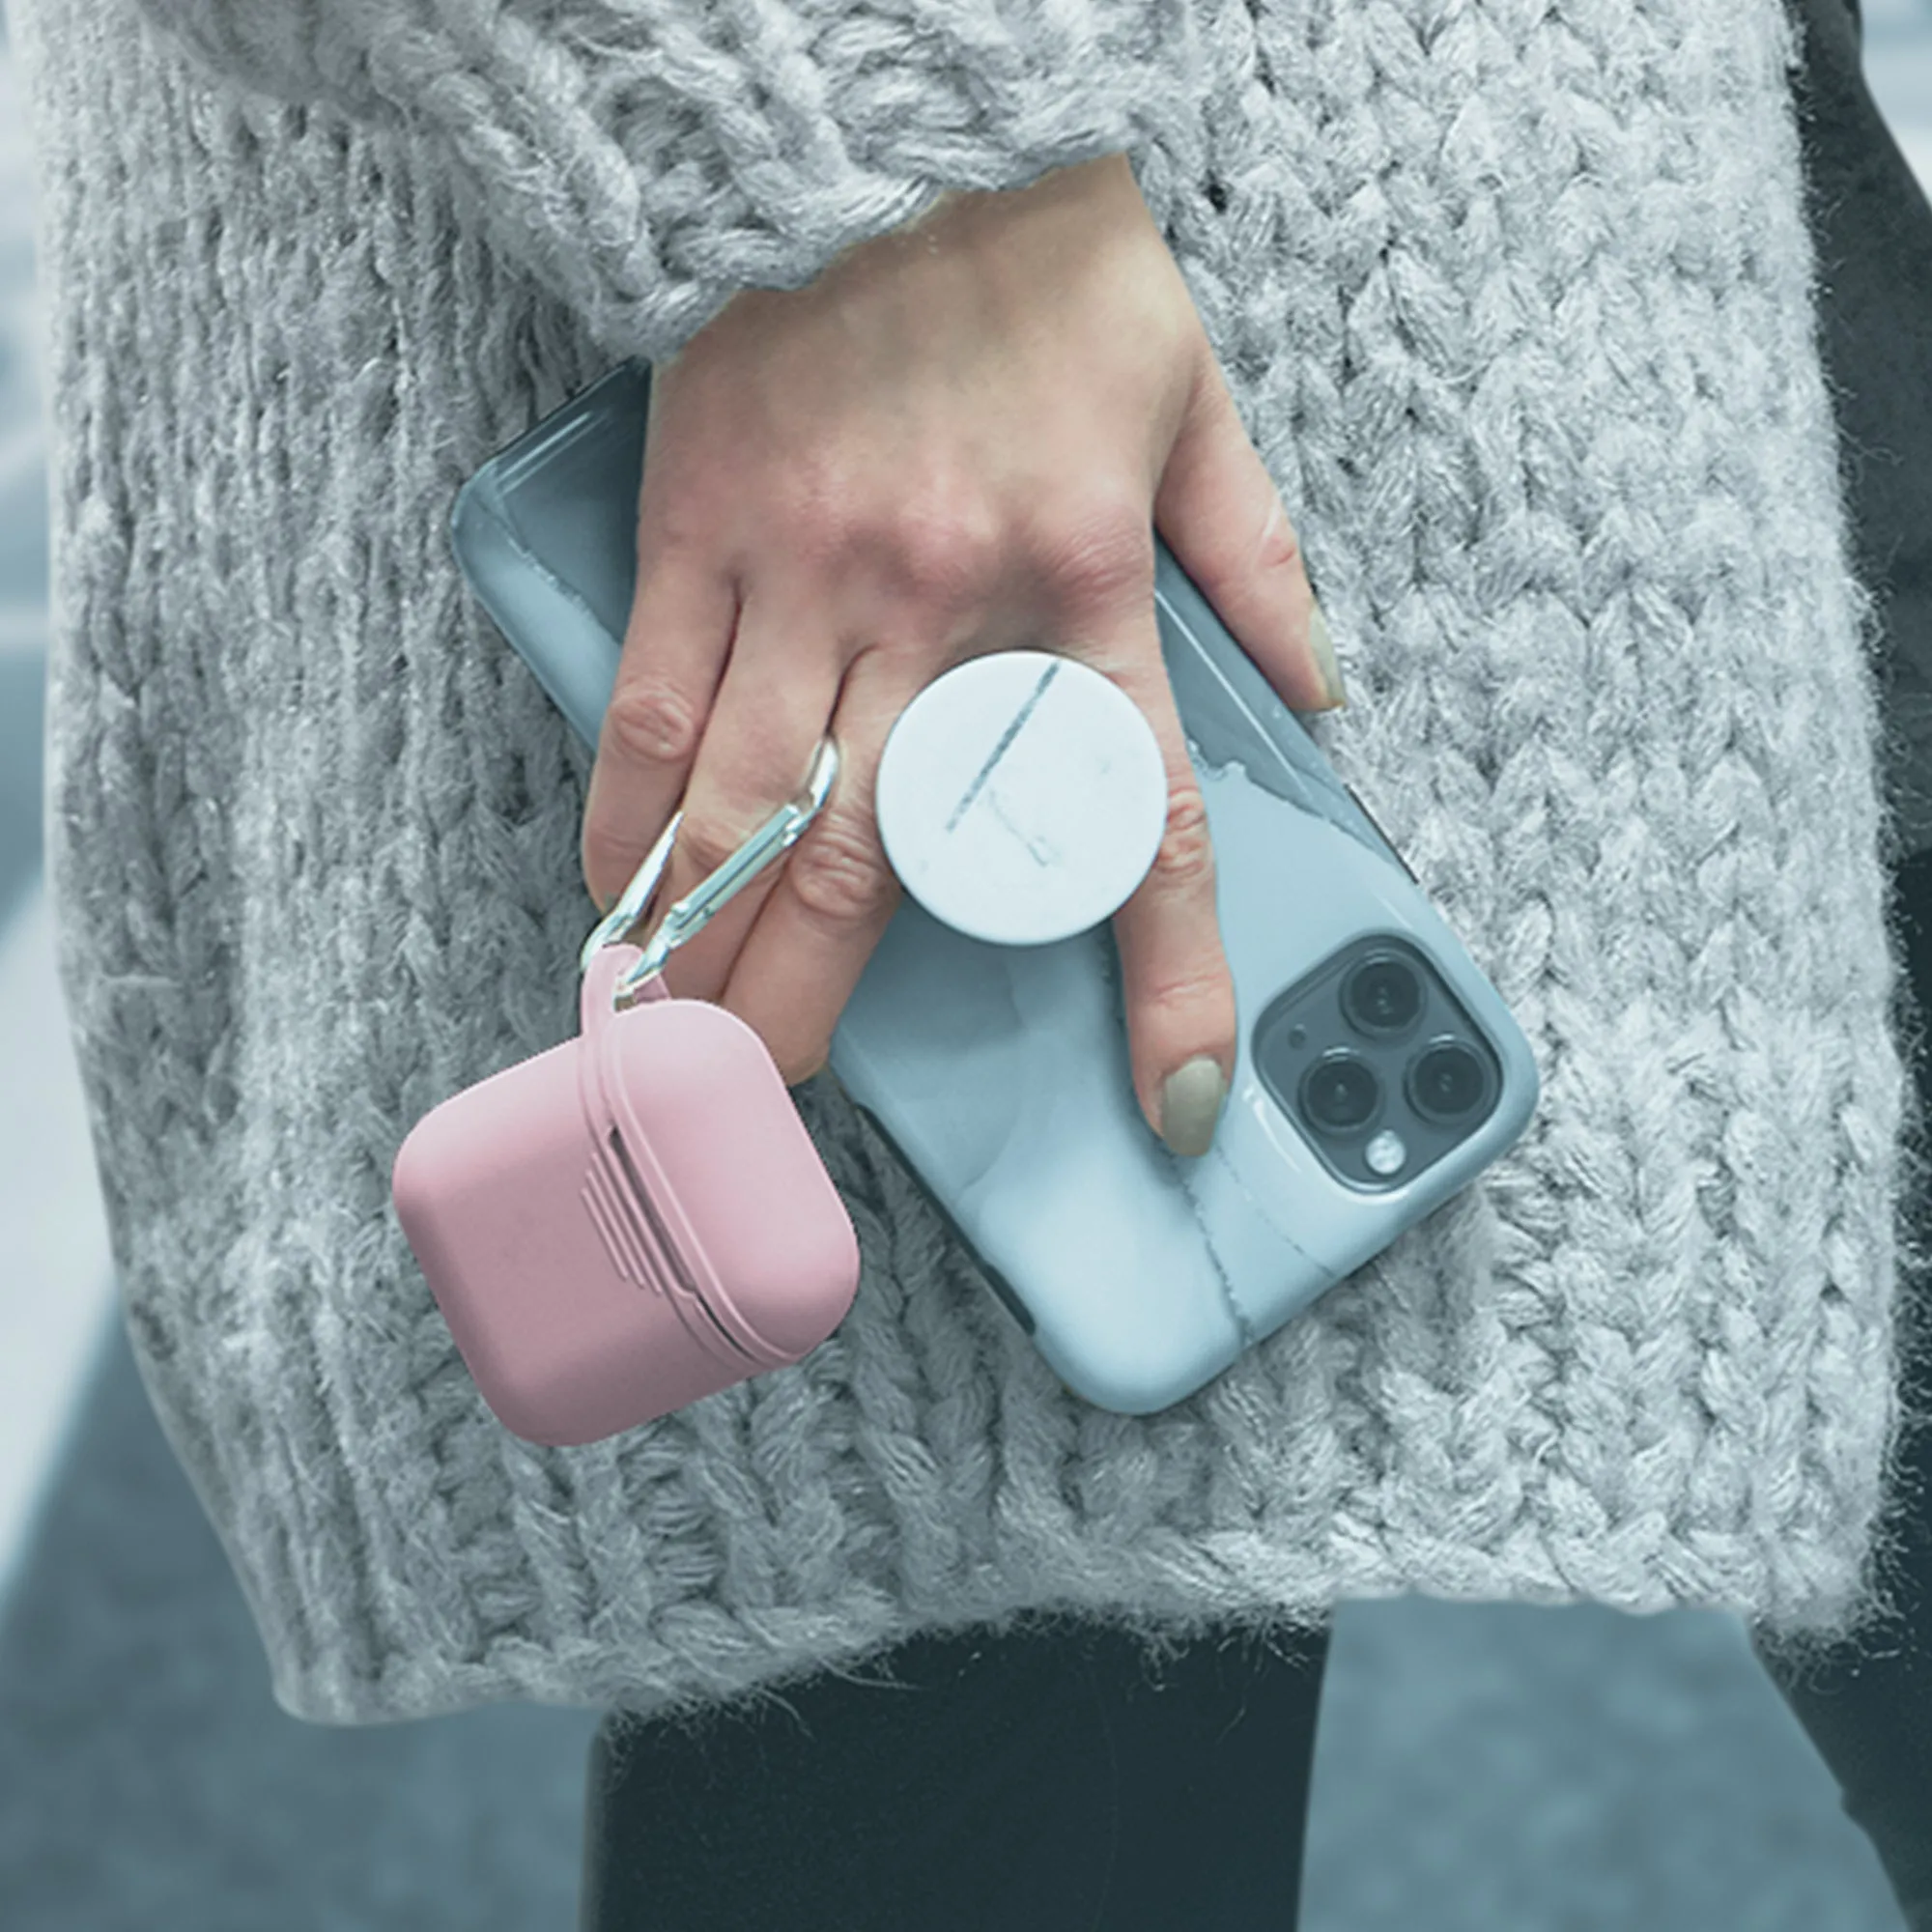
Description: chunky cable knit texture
14,0,1928,1727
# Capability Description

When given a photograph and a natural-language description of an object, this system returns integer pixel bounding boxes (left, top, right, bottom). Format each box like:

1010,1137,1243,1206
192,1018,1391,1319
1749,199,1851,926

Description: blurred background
2,3,1927,1927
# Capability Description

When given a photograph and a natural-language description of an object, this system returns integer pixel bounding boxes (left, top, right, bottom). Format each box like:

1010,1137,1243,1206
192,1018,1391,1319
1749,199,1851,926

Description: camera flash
1365,1128,1407,1177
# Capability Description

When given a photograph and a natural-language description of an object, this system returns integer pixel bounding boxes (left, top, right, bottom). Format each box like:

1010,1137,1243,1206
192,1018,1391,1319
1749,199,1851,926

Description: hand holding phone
452,363,1540,1416
576,149,1345,1155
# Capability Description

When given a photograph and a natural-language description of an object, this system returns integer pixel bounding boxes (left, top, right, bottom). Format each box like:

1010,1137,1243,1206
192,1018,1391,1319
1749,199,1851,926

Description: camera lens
1299,1050,1379,1132
1342,952,1422,1035
1407,1040,1488,1122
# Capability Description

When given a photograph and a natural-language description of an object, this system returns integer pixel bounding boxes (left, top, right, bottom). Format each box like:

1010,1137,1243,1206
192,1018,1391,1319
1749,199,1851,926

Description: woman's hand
581,152,1344,1156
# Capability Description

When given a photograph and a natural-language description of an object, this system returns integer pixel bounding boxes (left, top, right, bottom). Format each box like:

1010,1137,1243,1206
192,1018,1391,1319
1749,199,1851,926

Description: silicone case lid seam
578,948,773,1369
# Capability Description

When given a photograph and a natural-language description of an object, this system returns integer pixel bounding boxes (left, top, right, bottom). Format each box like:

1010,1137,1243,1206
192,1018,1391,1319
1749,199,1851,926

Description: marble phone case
450,358,1541,1415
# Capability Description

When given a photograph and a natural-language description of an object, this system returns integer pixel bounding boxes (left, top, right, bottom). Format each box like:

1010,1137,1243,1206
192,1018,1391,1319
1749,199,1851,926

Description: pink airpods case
392,941,862,1446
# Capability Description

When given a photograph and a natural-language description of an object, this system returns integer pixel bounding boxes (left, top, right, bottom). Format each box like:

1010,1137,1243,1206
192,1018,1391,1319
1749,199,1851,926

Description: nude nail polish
1160,1055,1228,1158
1308,598,1349,711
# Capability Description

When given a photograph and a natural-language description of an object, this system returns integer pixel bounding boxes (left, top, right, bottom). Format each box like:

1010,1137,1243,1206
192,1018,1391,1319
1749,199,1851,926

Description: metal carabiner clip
580,737,841,1010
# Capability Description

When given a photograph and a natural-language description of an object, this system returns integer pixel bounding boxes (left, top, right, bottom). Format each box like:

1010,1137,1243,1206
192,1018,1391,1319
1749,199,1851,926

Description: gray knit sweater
14,0,1924,1728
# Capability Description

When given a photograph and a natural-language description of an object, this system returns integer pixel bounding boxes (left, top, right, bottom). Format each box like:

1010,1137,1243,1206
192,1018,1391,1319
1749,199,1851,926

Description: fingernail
1308,597,1349,711
1159,1055,1228,1158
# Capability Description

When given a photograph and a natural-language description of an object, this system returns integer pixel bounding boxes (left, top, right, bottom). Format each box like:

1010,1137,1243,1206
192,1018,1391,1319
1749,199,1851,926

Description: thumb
1152,353,1347,713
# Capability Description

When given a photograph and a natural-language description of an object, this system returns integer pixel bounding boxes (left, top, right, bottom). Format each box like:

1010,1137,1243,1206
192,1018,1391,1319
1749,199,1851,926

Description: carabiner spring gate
580,738,841,1010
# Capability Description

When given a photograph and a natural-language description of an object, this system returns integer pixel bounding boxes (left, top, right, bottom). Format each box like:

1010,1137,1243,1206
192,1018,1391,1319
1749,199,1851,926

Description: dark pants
580,1619,1331,1931
582,2,1932,1923
1748,11,1932,1924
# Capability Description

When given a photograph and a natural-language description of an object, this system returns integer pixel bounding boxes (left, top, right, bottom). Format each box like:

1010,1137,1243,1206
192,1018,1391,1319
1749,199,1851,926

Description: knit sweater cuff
130,0,1213,359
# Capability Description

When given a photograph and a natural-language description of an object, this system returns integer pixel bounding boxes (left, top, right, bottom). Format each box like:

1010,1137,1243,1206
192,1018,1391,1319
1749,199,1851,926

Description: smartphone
450,358,1541,1416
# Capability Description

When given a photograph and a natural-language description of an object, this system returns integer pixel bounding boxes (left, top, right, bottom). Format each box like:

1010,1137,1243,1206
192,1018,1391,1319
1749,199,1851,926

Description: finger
1047,522,1236,1156
644,583,849,1004
1153,352,1347,714
582,560,736,914
718,645,918,1086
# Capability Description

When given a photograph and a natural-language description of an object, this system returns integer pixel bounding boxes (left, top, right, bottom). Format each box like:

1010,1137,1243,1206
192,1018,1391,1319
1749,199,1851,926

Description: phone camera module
1341,952,1423,1036
1298,1049,1379,1134
1253,934,1503,1191
1407,1039,1489,1122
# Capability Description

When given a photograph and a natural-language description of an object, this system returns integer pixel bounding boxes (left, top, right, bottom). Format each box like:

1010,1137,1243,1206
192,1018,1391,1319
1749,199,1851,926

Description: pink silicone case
392,942,862,1445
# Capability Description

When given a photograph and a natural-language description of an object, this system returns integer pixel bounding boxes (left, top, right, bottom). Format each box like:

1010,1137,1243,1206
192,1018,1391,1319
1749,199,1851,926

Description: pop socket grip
874,649,1170,947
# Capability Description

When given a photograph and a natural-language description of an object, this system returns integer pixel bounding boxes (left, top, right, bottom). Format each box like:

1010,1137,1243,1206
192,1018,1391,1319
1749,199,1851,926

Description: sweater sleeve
130,0,1213,359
